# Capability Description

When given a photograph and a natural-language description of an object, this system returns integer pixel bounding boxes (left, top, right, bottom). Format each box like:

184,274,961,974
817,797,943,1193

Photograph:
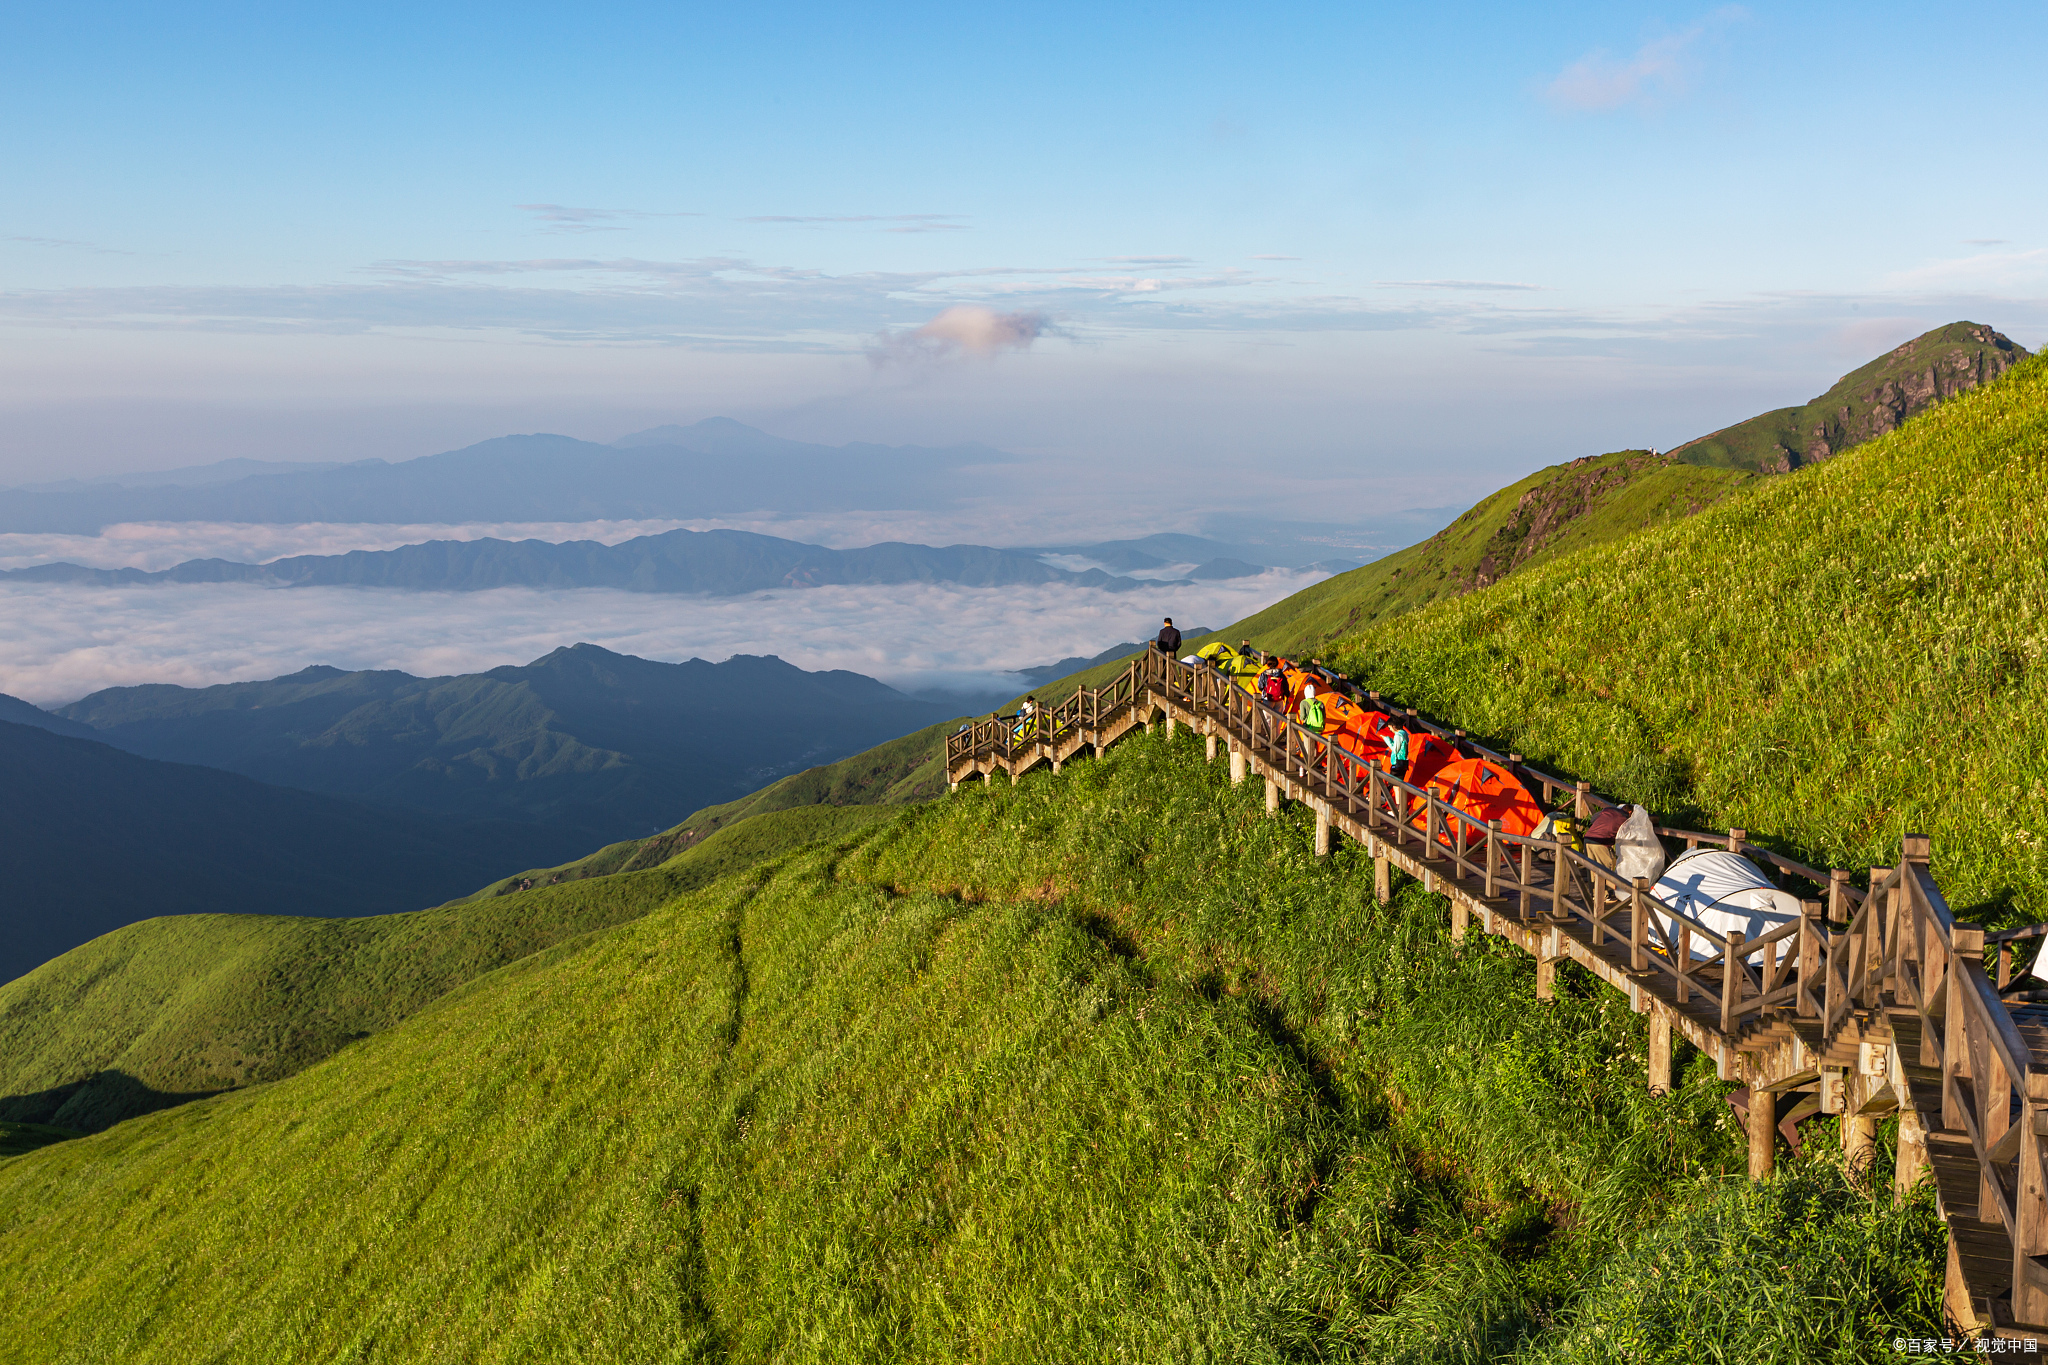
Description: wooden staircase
946,649,2048,1341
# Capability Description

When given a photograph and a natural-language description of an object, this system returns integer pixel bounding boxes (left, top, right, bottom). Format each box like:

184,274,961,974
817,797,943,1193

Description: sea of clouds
0,570,1328,706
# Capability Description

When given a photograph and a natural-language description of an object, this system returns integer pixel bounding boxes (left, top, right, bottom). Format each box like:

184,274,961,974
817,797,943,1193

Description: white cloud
0,573,1329,706
868,306,1055,364
1542,9,1744,113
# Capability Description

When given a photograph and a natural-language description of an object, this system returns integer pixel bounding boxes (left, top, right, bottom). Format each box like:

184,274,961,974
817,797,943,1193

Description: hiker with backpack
1155,617,1182,657
1298,683,1326,733
1013,695,1038,740
1258,657,1287,710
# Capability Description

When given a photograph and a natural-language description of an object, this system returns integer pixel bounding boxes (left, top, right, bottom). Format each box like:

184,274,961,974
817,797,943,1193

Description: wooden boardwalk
946,650,2048,1341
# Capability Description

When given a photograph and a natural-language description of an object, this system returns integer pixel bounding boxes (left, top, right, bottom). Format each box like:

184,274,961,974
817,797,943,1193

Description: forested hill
0,720,543,984
56,644,954,847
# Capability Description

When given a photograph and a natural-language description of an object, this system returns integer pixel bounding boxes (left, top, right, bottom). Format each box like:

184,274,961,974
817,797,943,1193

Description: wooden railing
947,647,2048,1328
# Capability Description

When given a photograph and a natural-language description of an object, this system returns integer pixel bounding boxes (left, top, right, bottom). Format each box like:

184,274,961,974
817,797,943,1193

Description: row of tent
1185,640,1821,965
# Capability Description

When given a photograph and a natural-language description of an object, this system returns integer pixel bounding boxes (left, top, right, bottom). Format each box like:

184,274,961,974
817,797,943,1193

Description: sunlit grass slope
1332,352,2048,923
0,804,882,1134
0,734,1941,1363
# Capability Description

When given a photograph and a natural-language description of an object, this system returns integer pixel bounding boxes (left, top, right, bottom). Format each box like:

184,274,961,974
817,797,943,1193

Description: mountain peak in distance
611,417,772,449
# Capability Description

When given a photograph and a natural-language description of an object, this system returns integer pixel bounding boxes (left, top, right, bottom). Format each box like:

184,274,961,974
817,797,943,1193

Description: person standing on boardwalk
1582,803,1632,870
1155,617,1182,657
1384,719,1410,782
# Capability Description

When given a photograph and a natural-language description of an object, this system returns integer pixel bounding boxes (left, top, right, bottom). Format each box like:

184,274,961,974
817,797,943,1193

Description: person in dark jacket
1155,617,1182,656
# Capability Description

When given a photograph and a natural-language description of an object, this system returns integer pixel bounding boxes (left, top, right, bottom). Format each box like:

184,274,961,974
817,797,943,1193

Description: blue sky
4,1,2044,513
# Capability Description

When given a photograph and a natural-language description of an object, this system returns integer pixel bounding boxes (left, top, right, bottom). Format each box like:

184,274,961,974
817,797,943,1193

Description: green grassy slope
453,719,963,899
0,804,886,1134
1330,351,2048,922
0,737,1943,1362
1675,321,2028,472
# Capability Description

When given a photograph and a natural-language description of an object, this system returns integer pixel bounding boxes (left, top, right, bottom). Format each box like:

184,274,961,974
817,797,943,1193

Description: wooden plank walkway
946,650,2048,1341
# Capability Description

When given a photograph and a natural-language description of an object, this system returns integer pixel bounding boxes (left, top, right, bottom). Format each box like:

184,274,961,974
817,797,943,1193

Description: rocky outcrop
1799,323,2025,464
1465,451,1677,590
1673,321,2030,473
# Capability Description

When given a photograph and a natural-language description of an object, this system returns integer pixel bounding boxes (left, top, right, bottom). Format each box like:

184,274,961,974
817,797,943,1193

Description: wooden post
1230,746,1245,785
1314,806,1330,858
1264,777,1279,815
1574,780,1590,820
1536,952,1556,1000
1676,922,1691,1003
1647,1009,1672,1094
1485,821,1501,899
1726,826,1746,853
1552,836,1571,920
1206,733,1217,763
1721,930,1745,1033
1451,899,1469,942
1945,923,1983,1136
2014,1073,2048,1322
1895,1107,1929,1197
1843,1093,1878,1181
1374,852,1391,905
1630,878,1649,972
1828,868,1851,926
1797,900,1821,1017
1749,1084,1776,1179
1863,867,1890,1009
1166,714,1177,737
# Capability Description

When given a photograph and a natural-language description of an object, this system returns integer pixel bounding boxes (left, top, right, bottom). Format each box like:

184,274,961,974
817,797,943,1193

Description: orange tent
1403,733,1460,791
1319,693,1369,735
1419,757,1545,842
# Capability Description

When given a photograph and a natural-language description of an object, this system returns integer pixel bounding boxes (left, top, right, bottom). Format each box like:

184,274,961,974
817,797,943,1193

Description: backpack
1299,696,1325,730
1262,673,1285,705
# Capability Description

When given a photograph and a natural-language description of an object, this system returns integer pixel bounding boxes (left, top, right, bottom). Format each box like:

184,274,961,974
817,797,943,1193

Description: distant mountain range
1,644,970,982
0,419,1010,534
1,527,1279,593
53,645,956,845
0,524,1305,593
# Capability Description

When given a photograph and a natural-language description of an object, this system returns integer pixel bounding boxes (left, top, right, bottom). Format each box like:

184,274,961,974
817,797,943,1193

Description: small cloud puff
1543,8,1744,112
868,306,1054,365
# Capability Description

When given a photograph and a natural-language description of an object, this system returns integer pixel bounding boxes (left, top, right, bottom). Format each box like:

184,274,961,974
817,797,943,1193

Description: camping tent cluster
1190,641,1544,843
1189,639,1825,969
